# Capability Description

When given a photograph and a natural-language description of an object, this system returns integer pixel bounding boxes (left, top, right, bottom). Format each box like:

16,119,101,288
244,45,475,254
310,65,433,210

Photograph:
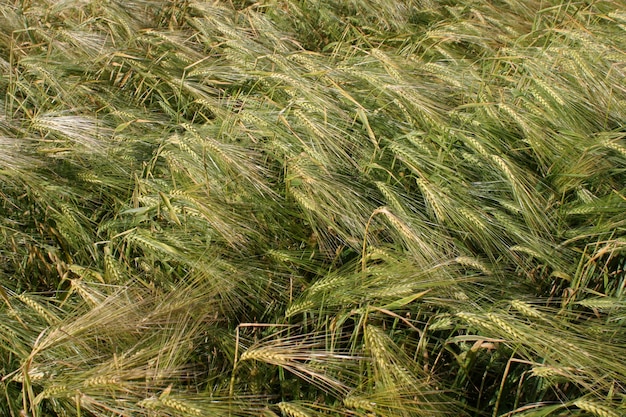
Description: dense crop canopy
1,1,625,416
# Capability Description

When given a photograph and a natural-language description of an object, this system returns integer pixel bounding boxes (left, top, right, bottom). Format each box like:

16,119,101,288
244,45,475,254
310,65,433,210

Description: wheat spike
370,283,414,298
269,72,306,90
428,315,454,331
339,66,384,88
375,181,407,217
498,102,531,134
240,347,289,365
458,207,486,231
371,48,403,82
387,141,423,174
78,172,103,184
566,50,595,79
461,151,484,167
455,256,491,275
16,294,58,325
489,154,516,183
531,365,562,378
294,109,325,138
574,399,621,417
391,363,419,388
576,297,622,310
422,62,462,87
83,376,119,387
416,178,447,222
12,368,45,383
290,188,318,213
377,207,415,242
603,140,626,158
463,135,489,156
104,252,124,283
36,384,69,401
344,395,376,411
456,312,496,332
487,313,523,339
169,135,202,163
392,98,417,125
160,397,202,416
288,53,319,73
126,231,180,257
509,245,545,261
434,45,457,62
278,402,311,417
527,88,550,112
137,397,160,409
310,270,345,293
265,53,292,71
511,300,544,319
534,77,565,106
365,325,389,368
70,279,102,306
180,122,234,166
285,300,315,317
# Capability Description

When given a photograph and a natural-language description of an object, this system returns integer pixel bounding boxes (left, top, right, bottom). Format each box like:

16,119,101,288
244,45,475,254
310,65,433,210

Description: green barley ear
103,246,126,284
510,300,544,319
574,399,622,417
278,402,312,417
15,293,60,325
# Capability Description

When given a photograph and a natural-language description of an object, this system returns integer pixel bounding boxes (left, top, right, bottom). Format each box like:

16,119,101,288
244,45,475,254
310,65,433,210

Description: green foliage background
1,0,625,416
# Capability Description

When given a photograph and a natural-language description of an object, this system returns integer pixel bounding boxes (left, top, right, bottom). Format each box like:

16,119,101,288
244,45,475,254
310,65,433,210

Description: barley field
1,1,625,416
